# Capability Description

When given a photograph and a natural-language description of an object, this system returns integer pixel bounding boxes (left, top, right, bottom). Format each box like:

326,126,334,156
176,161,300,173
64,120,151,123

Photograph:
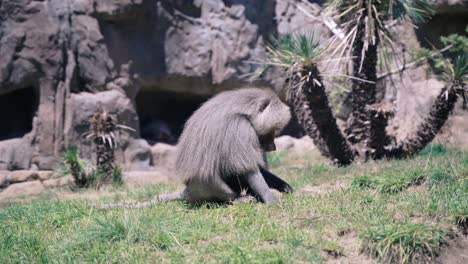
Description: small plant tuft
86,169,106,190
351,169,424,194
112,166,123,187
360,221,446,264
320,240,344,258
376,171,424,194
63,146,87,188
351,175,375,189
426,171,454,189
418,144,448,157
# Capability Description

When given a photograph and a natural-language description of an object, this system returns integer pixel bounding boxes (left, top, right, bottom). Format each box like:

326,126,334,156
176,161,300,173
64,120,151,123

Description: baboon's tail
94,191,186,209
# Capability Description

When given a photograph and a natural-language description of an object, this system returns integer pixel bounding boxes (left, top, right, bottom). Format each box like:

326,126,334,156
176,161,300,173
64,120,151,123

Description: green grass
360,221,446,263
0,145,467,263
418,144,448,157
351,167,424,194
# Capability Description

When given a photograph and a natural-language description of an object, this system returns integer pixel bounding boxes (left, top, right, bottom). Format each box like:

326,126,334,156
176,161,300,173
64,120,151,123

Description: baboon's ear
259,98,270,112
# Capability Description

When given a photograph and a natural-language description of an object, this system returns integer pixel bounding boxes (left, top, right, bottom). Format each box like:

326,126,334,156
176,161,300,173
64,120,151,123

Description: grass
360,221,446,263
0,145,467,263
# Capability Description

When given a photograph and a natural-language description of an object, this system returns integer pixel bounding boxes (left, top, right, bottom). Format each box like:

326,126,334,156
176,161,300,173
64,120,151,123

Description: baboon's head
248,90,291,152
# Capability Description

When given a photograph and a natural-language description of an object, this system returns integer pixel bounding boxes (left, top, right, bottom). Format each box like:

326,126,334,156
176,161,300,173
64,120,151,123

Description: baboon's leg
244,170,278,204
212,177,238,202
260,167,293,193
262,153,268,169
186,177,238,203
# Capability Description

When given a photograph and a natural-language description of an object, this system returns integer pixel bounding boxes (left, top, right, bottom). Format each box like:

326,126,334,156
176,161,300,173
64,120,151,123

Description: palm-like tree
262,1,467,165
325,0,434,150
393,54,468,156
264,34,355,165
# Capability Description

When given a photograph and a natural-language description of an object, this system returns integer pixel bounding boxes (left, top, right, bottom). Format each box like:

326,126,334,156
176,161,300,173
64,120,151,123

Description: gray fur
176,88,290,182
96,87,292,209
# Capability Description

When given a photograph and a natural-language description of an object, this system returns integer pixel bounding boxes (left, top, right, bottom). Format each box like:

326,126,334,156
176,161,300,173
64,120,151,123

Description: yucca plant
264,33,355,165
325,0,434,148
394,54,468,157
261,2,467,165
84,108,134,184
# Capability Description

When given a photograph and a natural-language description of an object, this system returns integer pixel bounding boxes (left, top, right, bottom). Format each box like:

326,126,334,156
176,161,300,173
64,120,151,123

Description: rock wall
0,0,466,172
0,0,278,170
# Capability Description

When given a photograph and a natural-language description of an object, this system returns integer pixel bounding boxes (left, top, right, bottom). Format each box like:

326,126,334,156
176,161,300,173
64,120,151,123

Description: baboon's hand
233,195,256,204
260,168,294,194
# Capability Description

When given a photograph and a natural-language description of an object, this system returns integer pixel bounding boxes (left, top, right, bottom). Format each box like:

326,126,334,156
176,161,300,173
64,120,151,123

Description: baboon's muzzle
259,131,277,152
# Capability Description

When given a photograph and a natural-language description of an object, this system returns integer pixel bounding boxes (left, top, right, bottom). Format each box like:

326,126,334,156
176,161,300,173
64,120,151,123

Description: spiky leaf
381,0,434,23
266,33,323,69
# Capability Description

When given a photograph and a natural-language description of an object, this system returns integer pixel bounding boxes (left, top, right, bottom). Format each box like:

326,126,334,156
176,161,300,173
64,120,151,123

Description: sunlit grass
0,145,466,263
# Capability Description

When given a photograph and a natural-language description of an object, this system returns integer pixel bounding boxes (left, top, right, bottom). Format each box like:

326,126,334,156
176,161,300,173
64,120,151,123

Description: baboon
97,88,293,208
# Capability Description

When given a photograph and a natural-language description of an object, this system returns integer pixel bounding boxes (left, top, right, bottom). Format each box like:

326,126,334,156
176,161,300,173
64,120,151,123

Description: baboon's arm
244,170,278,204
260,167,293,193
94,190,186,209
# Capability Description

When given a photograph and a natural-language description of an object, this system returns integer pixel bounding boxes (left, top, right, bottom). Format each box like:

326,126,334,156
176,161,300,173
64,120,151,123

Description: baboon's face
251,96,291,152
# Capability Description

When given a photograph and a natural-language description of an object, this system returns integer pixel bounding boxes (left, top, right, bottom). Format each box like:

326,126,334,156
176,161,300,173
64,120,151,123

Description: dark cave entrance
136,90,209,145
0,87,39,141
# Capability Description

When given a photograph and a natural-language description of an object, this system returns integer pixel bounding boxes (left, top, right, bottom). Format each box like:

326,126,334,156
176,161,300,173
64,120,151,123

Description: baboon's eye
259,99,270,112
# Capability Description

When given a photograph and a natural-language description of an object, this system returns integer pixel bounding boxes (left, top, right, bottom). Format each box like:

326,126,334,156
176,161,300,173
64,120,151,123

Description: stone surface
151,143,177,171
0,137,34,170
124,138,153,171
37,171,54,181
122,170,177,187
0,180,46,200
7,170,40,183
43,176,75,188
274,135,316,152
0,0,277,170
274,136,295,151
0,172,9,187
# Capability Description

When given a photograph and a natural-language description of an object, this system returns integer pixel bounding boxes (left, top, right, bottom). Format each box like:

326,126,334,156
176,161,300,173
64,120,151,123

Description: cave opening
136,90,209,145
0,86,39,141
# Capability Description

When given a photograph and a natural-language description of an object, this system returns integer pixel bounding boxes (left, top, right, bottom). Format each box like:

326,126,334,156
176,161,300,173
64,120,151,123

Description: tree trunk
345,0,379,147
366,103,395,159
95,138,115,182
387,87,458,157
288,65,355,166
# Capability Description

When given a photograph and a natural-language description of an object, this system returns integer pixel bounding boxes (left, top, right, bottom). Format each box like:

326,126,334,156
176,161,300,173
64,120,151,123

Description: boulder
124,138,153,171
151,143,177,171
36,171,54,181
0,138,33,170
122,170,176,188
0,171,9,187
0,180,46,200
274,135,316,152
274,136,295,151
7,170,39,183
42,176,75,188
